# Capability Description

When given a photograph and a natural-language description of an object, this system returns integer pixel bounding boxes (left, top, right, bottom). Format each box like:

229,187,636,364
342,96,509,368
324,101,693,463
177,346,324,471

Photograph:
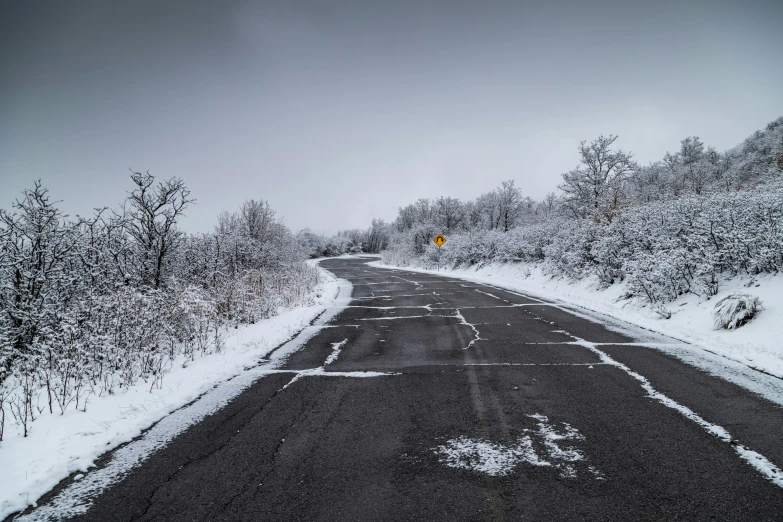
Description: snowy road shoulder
0,264,351,521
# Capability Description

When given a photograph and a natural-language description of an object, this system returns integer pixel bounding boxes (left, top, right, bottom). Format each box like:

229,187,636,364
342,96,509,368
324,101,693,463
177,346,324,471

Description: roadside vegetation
0,174,319,439
373,117,783,311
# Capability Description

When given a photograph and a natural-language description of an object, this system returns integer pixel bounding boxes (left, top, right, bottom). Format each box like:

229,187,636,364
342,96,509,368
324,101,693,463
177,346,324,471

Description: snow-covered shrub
0,178,322,439
713,294,762,330
382,181,783,310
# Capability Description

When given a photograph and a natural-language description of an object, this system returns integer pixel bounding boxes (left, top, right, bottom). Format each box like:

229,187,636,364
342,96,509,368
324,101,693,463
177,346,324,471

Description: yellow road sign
433,234,447,248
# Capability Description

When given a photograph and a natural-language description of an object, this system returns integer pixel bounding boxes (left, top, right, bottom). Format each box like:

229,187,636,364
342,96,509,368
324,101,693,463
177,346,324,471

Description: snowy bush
713,294,762,330
384,181,783,306
0,177,321,439
379,119,783,317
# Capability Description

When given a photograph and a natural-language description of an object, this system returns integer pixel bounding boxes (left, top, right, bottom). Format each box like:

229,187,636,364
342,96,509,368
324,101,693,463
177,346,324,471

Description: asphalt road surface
14,258,783,521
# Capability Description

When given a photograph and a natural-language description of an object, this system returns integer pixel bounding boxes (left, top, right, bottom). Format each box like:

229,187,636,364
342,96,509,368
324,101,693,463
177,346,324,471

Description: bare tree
496,180,524,232
559,135,637,221
215,211,241,236
679,136,708,194
539,192,560,219
435,197,464,232
126,171,193,289
476,191,500,230
240,199,276,243
0,182,79,434
364,219,390,253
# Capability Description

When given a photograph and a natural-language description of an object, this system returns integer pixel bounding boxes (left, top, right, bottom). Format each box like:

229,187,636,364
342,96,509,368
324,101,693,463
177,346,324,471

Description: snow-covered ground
0,264,347,521
369,260,783,382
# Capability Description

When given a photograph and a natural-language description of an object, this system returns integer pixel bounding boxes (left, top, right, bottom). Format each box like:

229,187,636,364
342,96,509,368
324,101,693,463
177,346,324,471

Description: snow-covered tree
434,197,465,232
0,173,321,438
126,171,193,289
559,135,638,221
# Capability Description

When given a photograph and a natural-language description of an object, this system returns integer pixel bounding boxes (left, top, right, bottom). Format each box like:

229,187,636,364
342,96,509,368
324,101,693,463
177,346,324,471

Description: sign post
432,234,447,271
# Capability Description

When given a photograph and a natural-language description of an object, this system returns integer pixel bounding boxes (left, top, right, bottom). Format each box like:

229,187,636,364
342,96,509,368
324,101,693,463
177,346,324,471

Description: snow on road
434,414,598,479
367,259,783,489
369,260,783,402
571,335,783,488
324,339,349,365
453,309,484,350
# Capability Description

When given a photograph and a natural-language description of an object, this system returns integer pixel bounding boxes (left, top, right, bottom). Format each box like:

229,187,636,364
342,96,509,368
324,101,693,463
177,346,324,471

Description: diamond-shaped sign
433,234,447,248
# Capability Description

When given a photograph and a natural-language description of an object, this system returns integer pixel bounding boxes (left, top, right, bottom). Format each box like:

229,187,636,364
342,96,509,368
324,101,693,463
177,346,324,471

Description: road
14,258,783,521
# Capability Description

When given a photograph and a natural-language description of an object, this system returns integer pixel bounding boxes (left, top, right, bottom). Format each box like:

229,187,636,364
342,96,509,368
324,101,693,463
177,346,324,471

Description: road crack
129,373,299,521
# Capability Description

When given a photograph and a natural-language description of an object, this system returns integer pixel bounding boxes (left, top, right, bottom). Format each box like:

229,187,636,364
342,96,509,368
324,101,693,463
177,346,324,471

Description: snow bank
0,264,344,520
369,260,783,381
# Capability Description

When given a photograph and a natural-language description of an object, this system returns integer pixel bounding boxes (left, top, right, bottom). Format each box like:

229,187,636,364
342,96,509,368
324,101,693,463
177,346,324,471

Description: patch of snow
529,414,588,478
474,289,504,301
358,315,433,321
453,362,606,367
434,415,599,479
389,274,424,290
279,367,398,392
434,435,546,476
324,339,348,365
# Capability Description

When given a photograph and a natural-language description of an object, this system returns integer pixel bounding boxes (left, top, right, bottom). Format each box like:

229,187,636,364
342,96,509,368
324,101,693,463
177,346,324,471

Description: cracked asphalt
16,258,783,521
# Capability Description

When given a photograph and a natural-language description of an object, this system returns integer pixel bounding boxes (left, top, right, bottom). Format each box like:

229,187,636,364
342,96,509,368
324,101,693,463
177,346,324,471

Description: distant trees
733,118,783,181
476,191,500,230
400,186,783,300
672,136,712,195
301,219,391,258
364,219,390,253
495,180,527,232
240,199,276,243
777,135,783,172
382,118,783,253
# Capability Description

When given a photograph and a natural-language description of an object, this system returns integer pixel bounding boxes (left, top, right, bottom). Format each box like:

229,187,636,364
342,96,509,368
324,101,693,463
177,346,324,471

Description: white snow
0,265,350,521
528,414,588,478
434,415,598,479
434,435,546,477
453,309,483,349
324,339,348,365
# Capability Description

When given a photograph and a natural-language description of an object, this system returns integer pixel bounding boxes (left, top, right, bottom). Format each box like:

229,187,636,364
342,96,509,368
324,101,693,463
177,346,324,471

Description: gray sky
2,0,782,235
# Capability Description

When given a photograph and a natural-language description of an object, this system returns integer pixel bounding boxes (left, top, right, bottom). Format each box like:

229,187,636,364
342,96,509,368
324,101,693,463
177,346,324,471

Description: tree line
376,117,783,313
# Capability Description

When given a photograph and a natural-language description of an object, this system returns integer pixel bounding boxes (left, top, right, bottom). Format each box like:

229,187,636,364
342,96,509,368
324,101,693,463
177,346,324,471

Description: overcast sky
2,0,782,234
